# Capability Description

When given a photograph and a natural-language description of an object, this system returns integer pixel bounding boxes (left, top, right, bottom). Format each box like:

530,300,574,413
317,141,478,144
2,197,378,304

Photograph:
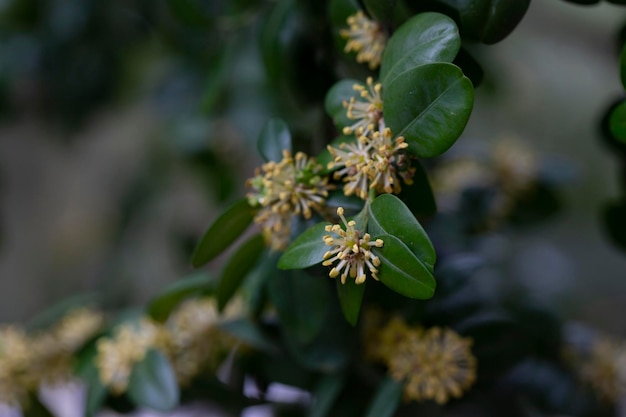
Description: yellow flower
322,207,383,284
342,77,384,136
328,127,413,199
0,326,36,407
165,297,240,386
492,138,538,194
95,318,169,395
573,337,626,402
248,150,332,250
340,11,387,69
385,324,476,405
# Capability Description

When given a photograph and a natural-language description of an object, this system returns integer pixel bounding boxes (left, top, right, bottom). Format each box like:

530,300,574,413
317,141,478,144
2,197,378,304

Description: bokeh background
0,0,625,337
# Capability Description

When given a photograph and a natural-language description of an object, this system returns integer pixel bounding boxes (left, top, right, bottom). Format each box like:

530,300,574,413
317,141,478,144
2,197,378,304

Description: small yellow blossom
166,297,239,386
96,318,170,395
328,127,413,199
322,207,383,284
340,11,387,70
571,337,626,402
387,326,477,405
248,150,332,250
342,77,384,136
492,138,538,194
0,326,36,407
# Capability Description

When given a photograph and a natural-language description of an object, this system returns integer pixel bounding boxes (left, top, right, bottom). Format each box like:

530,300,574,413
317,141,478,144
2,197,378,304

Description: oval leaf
364,377,403,417
455,0,530,44
258,118,292,162
380,12,461,85
325,79,361,131
368,193,435,268
336,278,365,326
147,272,215,322
372,234,436,299
278,222,329,269
128,349,179,412
191,198,254,268
383,62,474,158
217,234,266,311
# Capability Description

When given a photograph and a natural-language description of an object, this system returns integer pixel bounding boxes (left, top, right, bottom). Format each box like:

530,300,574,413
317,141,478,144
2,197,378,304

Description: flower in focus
0,326,35,407
340,10,387,69
166,297,240,386
342,77,383,136
328,127,413,199
95,318,169,395
322,207,383,284
247,150,332,251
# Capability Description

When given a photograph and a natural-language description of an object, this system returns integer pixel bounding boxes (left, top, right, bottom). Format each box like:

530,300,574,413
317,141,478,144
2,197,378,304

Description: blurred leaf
368,193,436,268
363,0,396,23
128,349,179,412
396,160,437,217
219,318,278,353
75,343,108,417
325,79,360,131
217,234,265,311
260,0,299,83
329,0,360,27
309,374,346,417
147,271,215,323
278,222,329,269
384,62,474,158
191,198,254,267
167,0,212,27
604,198,626,251
364,377,403,417
372,234,436,299
620,43,626,90
380,12,460,85
609,100,626,143
25,293,99,332
325,189,365,212
454,0,531,44
23,394,55,417
268,270,330,344
336,278,365,326
258,118,292,162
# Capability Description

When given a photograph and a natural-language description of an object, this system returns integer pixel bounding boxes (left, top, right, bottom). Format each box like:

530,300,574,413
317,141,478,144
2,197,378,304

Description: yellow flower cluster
363,311,477,405
322,207,383,284
247,150,332,250
329,79,414,200
0,308,103,408
340,10,387,70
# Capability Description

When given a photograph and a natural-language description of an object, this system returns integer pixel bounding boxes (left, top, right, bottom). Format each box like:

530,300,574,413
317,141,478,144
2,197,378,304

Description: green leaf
368,193,436,269
23,394,56,417
610,100,626,143
396,159,437,217
25,293,98,332
278,222,329,269
258,118,292,162
336,278,365,326
364,377,404,417
309,374,347,417
128,349,179,412
167,0,212,27
268,270,330,344
219,318,278,353
191,198,254,267
380,12,461,85
217,234,266,311
372,234,436,299
363,0,396,24
454,0,531,44
384,62,474,158
147,272,215,322
75,345,108,417
325,79,360,131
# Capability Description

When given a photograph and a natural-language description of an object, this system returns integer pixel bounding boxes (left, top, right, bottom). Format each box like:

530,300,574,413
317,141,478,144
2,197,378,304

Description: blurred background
0,0,626,337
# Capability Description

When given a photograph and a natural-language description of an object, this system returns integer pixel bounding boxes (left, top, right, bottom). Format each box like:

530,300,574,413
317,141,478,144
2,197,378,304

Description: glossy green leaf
258,118,292,162
610,100,626,144
380,12,461,85
372,234,436,299
384,62,474,158
147,272,215,323
268,270,330,344
325,79,360,131
219,318,278,353
309,374,347,417
364,377,403,417
336,278,365,326
396,159,437,217
454,0,531,44
128,349,179,412
278,222,329,269
191,198,254,268
260,0,298,83
217,234,265,311
368,194,436,269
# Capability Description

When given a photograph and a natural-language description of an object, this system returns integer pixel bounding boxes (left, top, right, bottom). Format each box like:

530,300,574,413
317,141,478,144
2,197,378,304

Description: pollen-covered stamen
322,207,383,284
340,11,387,70
368,128,414,195
342,77,384,136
